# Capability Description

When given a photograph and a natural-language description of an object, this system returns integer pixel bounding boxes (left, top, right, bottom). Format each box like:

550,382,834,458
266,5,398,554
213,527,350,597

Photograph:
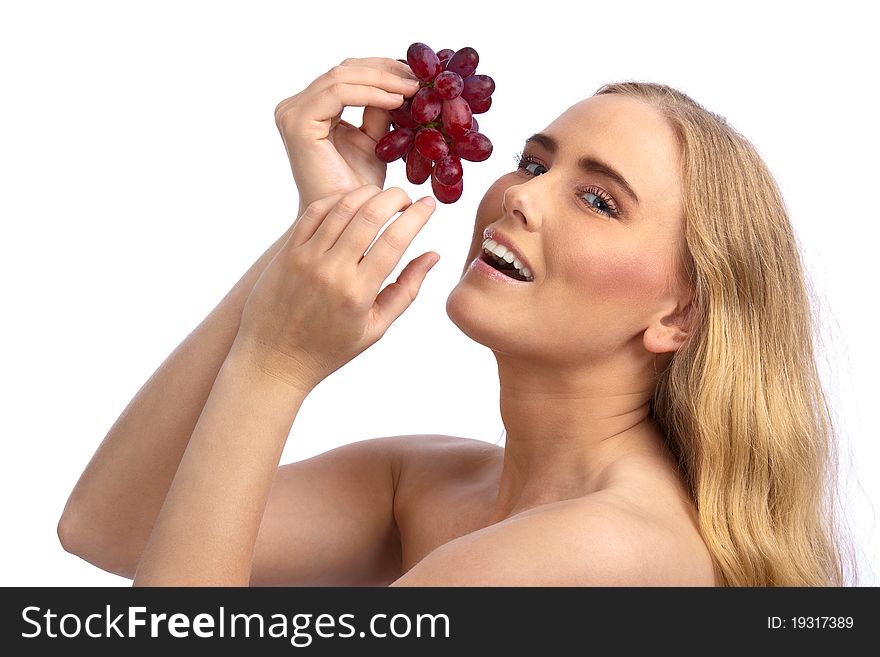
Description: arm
133,338,307,586
58,223,293,576
59,57,419,577
133,187,438,586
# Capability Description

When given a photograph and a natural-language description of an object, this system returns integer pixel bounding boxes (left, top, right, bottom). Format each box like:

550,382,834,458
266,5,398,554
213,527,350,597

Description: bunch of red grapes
374,43,495,204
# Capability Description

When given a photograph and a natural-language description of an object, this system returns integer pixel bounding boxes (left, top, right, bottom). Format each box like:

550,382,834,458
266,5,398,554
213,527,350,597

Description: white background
1,0,877,586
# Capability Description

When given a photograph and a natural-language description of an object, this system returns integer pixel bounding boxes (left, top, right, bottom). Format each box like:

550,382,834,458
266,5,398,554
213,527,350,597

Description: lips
482,227,534,280
469,256,533,286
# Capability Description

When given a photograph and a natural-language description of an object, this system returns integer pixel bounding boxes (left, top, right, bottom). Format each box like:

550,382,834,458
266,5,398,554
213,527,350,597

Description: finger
303,84,407,134
316,65,420,98
360,105,393,143
339,57,418,81
358,197,437,293
274,63,416,127
288,193,345,249
331,187,414,259
370,251,441,333
307,185,383,253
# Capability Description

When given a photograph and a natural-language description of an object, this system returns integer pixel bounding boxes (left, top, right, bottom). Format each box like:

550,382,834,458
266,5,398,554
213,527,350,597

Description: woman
58,57,855,586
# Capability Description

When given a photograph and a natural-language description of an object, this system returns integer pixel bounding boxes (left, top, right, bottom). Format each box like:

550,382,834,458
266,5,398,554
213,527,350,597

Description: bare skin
59,60,717,586
395,435,715,585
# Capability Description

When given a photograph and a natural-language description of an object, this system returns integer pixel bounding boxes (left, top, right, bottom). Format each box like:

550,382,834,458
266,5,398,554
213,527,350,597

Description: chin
446,282,488,346
446,282,604,368
445,282,518,354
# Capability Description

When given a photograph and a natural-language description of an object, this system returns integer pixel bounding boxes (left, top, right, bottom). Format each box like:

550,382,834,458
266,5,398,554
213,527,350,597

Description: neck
488,350,668,523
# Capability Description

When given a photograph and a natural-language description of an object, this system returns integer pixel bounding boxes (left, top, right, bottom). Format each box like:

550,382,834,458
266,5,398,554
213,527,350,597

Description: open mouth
480,249,533,282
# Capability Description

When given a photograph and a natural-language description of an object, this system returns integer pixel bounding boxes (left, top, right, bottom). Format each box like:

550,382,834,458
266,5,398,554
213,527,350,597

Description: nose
501,179,542,232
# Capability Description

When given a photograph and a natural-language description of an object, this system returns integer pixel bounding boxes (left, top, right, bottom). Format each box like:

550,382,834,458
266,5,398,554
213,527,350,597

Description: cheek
563,243,670,309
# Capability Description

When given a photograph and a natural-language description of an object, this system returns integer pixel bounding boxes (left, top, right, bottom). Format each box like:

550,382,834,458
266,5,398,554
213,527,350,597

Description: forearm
59,223,295,574
132,338,309,586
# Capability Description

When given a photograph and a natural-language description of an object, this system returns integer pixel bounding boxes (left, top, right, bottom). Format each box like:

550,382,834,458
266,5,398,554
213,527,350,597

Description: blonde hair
593,81,859,586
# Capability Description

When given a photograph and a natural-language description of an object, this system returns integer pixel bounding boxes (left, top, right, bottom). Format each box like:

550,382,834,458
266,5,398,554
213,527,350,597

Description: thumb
360,106,393,143
371,252,441,329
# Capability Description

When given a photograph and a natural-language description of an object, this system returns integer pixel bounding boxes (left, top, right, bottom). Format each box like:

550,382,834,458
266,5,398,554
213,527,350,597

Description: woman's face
446,93,688,367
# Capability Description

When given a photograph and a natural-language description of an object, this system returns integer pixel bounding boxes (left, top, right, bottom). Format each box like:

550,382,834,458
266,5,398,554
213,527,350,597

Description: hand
234,185,440,392
274,58,421,211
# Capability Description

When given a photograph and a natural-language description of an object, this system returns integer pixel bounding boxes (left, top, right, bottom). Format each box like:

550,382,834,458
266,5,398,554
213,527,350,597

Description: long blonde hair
593,81,859,586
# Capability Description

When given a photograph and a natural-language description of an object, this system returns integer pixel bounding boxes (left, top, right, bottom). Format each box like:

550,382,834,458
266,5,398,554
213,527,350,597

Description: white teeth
481,237,534,281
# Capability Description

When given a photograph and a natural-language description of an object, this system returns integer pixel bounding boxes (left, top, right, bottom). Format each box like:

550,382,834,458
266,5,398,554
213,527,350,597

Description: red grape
377,43,495,204
437,48,455,65
433,71,463,100
441,96,472,139
374,128,414,162
431,171,464,203
406,43,441,82
410,86,442,123
452,131,493,162
389,98,421,129
433,155,464,185
461,74,495,102
468,96,492,114
414,128,450,160
406,148,433,184
445,47,479,78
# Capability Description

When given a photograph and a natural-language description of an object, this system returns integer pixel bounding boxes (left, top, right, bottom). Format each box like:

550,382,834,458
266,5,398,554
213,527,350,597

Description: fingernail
406,78,421,87
420,196,436,208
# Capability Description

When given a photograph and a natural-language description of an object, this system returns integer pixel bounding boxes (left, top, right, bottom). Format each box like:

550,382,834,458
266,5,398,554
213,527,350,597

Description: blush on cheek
566,247,670,308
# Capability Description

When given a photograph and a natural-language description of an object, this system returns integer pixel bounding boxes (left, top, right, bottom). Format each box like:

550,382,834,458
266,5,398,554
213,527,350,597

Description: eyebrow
524,133,641,205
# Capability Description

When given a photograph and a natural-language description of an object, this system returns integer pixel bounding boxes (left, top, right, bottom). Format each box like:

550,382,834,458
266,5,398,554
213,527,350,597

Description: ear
643,299,695,354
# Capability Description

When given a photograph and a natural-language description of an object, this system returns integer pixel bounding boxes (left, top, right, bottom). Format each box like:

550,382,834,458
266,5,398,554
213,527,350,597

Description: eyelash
512,151,622,219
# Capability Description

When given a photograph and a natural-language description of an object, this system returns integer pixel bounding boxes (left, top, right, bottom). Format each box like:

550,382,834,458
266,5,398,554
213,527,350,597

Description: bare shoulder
390,434,502,472
393,492,716,587
385,434,717,586
542,489,718,586
389,433,503,508
321,434,496,491
380,434,502,501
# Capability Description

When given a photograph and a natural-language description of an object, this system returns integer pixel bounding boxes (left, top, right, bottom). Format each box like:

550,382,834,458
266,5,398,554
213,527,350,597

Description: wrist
227,335,319,396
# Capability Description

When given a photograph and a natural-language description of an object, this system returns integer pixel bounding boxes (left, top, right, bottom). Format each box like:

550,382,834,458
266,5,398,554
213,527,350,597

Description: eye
579,187,620,219
513,152,548,176
513,152,621,219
